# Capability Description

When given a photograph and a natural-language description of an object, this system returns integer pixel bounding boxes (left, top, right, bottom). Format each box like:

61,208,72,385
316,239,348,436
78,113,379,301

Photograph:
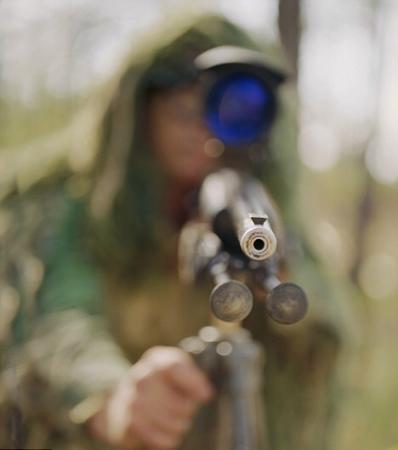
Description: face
146,84,222,187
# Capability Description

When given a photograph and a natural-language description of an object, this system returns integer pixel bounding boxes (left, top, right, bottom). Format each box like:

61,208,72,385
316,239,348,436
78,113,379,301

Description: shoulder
0,179,95,343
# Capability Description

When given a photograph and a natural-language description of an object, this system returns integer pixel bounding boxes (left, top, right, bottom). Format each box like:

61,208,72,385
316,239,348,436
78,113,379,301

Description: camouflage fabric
0,13,354,450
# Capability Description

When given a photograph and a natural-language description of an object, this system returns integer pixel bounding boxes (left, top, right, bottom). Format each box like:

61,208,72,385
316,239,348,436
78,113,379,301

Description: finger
129,414,182,450
163,359,214,402
136,375,198,417
135,395,193,436
134,375,198,418
129,393,195,442
139,347,214,402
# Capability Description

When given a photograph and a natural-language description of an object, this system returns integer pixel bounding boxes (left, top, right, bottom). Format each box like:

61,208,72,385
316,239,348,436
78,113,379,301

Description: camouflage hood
78,13,299,272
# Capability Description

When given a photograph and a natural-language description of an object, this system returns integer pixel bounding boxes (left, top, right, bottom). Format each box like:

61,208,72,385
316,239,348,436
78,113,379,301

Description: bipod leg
179,326,269,450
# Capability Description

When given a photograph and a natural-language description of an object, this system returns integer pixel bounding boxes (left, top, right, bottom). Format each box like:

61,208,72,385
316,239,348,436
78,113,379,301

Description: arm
6,194,213,450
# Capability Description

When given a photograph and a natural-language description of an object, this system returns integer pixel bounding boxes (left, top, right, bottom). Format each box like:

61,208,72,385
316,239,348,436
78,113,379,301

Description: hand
88,346,214,450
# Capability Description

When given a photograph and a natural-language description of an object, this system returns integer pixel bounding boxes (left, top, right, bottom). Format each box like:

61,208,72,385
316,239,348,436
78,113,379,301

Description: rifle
173,45,308,450
177,168,308,450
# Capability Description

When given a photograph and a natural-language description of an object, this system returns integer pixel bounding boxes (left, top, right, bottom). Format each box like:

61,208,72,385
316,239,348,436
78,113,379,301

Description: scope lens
205,73,276,146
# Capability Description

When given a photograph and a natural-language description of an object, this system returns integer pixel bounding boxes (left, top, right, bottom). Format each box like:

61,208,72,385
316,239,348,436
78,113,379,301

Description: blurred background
0,1,397,449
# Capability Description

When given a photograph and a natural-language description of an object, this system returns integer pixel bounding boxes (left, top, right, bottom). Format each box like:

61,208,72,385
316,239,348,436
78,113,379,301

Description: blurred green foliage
300,160,398,450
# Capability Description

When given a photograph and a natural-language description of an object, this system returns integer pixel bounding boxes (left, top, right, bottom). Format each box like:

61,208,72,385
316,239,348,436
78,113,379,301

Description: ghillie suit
0,13,353,450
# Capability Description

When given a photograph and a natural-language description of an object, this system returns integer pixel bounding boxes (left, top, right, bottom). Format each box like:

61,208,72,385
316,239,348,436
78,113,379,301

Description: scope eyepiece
204,72,277,147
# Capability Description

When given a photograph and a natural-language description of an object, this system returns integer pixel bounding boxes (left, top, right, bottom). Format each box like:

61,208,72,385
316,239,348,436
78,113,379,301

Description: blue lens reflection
205,73,275,146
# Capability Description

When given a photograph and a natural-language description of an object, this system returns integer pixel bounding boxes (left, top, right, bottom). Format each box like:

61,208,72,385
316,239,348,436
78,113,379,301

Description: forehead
148,83,203,108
